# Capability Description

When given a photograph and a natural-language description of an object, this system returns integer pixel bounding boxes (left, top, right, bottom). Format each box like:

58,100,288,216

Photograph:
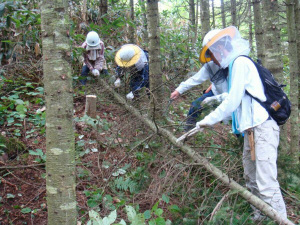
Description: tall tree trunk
211,0,216,28
82,0,87,23
189,0,196,45
99,0,108,25
147,0,164,117
286,0,299,161
200,0,210,38
41,0,76,224
261,0,289,156
248,0,253,51
141,0,149,47
252,0,265,63
129,0,135,43
231,0,237,26
221,0,226,28
295,0,300,112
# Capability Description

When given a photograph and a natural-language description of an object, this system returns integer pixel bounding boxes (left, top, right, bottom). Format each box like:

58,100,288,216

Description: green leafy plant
28,149,46,163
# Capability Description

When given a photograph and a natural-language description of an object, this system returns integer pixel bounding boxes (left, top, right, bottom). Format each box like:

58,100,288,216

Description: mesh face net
205,63,229,85
207,26,250,68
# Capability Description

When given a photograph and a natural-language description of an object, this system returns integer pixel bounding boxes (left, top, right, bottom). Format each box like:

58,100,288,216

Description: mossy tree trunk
41,0,76,224
129,0,135,43
221,0,226,28
199,0,210,38
248,0,254,52
230,0,237,26
147,0,164,118
286,0,299,162
100,0,108,25
252,0,265,63
141,0,149,47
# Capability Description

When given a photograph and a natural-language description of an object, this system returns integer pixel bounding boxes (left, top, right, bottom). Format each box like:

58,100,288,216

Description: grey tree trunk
147,0,164,116
261,0,289,155
248,0,253,52
212,0,216,28
129,0,135,43
99,0,108,25
295,0,300,112
189,0,196,45
221,0,226,28
200,0,210,38
252,0,265,63
231,0,237,26
141,0,149,47
286,0,299,161
41,0,76,224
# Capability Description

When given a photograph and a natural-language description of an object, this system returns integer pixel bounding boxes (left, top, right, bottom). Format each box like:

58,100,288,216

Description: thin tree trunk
211,0,216,28
147,0,164,117
141,0,149,47
129,0,135,43
252,0,265,63
99,0,108,25
231,0,237,26
200,0,210,38
189,0,196,45
82,0,87,23
295,0,300,112
221,0,226,28
41,0,76,224
286,0,299,161
97,78,295,225
248,0,253,52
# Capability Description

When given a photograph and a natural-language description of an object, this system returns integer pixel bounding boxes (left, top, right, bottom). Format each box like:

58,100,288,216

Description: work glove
202,93,228,105
196,120,207,130
92,69,100,76
126,91,134,100
114,78,121,88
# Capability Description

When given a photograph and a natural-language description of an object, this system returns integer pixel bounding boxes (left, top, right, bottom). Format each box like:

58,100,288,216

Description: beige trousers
243,119,287,219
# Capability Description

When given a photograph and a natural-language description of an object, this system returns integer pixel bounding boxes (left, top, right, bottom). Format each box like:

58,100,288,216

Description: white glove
196,120,206,130
202,93,228,105
114,78,121,87
92,69,100,76
126,91,134,100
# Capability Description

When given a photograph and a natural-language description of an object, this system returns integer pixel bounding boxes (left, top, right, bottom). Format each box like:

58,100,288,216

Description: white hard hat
202,29,221,47
86,31,100,47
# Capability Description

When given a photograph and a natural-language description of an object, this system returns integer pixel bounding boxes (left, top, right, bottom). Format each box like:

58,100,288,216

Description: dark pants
79,65,90,85
187,90,214,120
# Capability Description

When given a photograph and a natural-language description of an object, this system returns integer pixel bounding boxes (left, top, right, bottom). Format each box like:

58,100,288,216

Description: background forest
0,0,299,224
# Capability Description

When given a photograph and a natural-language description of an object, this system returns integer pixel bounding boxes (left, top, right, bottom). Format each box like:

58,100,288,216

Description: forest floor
0,75,300,225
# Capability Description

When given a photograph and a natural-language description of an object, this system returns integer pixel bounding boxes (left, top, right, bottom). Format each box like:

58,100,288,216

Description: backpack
232,56,291,125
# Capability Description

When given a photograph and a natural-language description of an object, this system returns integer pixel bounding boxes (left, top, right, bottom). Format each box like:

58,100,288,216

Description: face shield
200,26,250,68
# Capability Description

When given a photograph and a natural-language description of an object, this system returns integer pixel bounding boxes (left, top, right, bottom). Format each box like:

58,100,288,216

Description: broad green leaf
87,199,98,208
154,208,163,217
155,217,166,225
162,194,169,203
143,210,151,220
21,207,31,214
125,205,136,222
7,193,15,198
103,209,117,224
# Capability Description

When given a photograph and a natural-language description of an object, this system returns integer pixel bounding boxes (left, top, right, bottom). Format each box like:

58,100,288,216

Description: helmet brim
115,44,142,68
199,27,236,64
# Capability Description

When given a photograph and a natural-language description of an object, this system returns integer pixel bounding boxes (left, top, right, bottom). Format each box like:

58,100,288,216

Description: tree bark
41,0,76,224
252,0,265,63
141,0,149,47
99,0,108,25
147,0,164,117
211,0,216,28
286,0,299,161
189,0,196,45
97,78,295,225
221,0,226,28
248,0,254,52
129,0,135,43
200,0,210,38
231,0,237,26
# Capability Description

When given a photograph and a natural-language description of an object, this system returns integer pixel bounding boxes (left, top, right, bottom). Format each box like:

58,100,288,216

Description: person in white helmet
170,29,229,132
80,31,108,85
196,26,287,221
114,44,149,100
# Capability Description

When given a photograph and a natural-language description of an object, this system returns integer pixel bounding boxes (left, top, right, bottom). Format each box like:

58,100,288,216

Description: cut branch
98,78,295,225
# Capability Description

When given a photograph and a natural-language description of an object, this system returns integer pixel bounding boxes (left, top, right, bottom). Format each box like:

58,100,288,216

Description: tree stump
85,95,97,118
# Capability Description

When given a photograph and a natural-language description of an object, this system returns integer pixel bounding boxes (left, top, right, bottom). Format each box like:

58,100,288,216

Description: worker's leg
184,90,214,131
79,65,90,85
254,119,287,219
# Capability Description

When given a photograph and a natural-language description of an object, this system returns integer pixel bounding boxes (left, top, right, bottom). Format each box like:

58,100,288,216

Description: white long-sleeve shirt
175,61,228,96
200,57,269,132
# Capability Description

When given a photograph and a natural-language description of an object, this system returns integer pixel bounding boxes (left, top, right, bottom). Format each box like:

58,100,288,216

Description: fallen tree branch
98,78,295,225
